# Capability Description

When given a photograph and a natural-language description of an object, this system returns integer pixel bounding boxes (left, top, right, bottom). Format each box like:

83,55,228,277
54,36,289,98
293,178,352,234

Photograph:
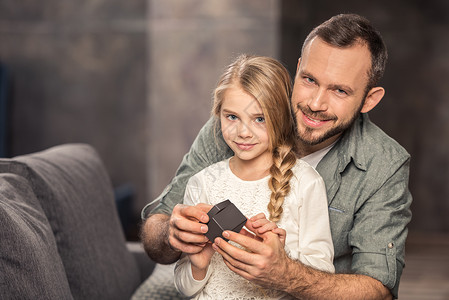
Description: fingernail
214,238,220,245
201,215,208,223
201,225,208,233
223,231,230,238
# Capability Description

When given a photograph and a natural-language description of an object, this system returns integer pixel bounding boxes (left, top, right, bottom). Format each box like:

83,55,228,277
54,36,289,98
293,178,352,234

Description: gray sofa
0,144,160,299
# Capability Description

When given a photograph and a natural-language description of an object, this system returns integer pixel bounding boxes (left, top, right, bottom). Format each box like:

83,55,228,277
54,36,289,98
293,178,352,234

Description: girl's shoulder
189,158,230,183
291,159,324,183
196,158,229,175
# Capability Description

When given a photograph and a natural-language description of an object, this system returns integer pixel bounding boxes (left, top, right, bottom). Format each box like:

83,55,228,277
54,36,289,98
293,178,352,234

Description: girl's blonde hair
212,54,297,222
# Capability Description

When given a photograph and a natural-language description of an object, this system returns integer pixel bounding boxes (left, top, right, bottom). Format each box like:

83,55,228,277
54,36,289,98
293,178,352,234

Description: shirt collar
334,113,368,172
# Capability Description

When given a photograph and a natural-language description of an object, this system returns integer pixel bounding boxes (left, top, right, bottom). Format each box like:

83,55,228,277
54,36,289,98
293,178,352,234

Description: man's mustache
295,104,337,121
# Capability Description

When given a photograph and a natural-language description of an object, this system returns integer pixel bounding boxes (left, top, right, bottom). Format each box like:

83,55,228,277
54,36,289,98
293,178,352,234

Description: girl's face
220,85,271,168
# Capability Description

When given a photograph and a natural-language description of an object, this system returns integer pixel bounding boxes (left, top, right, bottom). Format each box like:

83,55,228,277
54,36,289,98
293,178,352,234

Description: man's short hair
302,14,388,90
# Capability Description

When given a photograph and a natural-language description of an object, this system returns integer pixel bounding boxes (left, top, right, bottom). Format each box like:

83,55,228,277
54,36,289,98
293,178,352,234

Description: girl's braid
267,145,297,222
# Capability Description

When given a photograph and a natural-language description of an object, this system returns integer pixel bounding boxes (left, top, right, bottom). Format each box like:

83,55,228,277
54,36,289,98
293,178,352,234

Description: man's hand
140,203,212,264
168,203,212,254
212,230,393,300
212,229,290,290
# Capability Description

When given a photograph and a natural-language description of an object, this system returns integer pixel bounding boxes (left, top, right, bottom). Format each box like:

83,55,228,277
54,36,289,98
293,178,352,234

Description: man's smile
297,105,337,128
302,113,329,127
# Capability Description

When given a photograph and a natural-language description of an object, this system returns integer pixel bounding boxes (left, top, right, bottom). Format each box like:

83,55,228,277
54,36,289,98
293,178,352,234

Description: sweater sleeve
173,172,212,297
174,254,213,298
296,165,335,273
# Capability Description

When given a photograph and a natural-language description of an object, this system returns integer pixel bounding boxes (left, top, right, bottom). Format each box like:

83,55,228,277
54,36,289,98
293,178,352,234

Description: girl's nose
237,122,252,138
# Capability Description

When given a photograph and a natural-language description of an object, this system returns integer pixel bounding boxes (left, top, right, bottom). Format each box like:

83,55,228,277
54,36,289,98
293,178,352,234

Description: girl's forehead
222,86,263,114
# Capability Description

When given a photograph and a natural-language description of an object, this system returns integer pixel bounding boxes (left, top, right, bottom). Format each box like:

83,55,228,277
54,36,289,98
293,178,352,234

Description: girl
174,54,334,300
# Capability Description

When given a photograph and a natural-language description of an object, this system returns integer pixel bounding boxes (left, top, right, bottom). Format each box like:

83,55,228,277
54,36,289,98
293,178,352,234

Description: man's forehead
299,37,371,88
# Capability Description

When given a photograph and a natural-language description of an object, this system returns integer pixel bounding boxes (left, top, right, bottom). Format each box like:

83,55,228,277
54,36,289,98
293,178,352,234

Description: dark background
1,0,448,239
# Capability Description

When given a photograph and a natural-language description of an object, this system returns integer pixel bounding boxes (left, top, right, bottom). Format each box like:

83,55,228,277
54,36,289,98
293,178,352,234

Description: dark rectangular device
205,199,247,242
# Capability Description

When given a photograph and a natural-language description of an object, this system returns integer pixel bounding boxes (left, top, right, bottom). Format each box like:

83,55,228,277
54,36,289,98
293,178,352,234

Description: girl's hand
189,242,215,280
246,213,286,246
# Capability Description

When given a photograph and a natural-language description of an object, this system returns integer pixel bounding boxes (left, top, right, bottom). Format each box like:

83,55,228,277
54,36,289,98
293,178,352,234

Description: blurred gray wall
146,1,279,204
0,0,448,234
0,0,280,231
0,0,148,229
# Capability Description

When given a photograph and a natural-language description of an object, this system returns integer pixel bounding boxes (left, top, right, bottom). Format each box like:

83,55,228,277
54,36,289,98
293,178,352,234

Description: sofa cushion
131,263,187,300
2,144,141,300
0,173,73,300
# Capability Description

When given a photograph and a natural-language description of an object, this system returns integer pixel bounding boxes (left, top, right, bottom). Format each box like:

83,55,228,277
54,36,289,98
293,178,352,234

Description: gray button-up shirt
143,113,412,299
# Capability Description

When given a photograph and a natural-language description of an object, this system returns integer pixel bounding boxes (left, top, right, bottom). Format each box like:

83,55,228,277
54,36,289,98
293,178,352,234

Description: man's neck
296,145,317,159
296,134,341,158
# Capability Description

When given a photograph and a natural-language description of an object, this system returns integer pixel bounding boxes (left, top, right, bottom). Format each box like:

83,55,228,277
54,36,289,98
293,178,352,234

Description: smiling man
293,35,385,156
140,14,412,299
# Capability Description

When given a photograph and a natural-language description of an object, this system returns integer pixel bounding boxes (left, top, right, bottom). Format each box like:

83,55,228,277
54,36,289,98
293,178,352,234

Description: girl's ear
361,86,385,113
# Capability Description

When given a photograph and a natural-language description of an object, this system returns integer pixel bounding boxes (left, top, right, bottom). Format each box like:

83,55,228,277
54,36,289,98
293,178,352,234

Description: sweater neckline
226,157,270,183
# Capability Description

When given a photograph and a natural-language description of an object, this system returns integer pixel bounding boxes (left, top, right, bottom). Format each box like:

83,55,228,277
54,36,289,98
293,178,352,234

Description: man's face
292,37,373,154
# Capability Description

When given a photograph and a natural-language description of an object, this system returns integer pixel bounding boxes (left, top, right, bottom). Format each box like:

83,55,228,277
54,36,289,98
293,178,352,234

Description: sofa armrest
5,144,142,299
127,242,156,282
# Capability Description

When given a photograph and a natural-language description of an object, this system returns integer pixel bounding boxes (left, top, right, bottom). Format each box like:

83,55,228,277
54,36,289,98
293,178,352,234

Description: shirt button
388,242,394,249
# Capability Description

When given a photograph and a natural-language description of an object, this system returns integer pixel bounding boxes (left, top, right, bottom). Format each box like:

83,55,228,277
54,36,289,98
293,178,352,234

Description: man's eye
255,117,265,123
336,89,347,95
304,77,315,84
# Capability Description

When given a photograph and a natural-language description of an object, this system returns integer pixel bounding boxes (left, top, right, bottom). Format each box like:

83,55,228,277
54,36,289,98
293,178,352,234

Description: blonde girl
174,54,334,300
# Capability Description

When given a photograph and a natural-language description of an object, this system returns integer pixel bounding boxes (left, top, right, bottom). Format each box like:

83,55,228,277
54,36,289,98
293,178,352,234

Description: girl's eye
255,117,265,123
226,114,237,121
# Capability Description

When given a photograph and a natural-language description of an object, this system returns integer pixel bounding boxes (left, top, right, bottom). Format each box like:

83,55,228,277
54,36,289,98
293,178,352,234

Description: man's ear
361,87,385,113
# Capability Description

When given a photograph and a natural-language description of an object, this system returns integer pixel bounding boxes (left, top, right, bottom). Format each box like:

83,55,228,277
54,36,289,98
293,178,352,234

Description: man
141,14,412,299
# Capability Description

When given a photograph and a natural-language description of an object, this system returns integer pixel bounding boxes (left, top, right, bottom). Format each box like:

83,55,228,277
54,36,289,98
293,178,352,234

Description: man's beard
295,103,362,146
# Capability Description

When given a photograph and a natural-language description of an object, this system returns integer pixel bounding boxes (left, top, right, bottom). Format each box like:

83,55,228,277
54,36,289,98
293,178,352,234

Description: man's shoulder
191,117,232,161
320,114,410,179
358,114,410,163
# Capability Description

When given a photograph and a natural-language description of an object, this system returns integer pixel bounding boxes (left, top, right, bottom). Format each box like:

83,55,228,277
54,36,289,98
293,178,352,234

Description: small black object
205,200,247,242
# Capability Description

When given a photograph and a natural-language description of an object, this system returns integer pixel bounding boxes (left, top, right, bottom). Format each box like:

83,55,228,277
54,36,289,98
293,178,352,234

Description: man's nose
308,88,328,111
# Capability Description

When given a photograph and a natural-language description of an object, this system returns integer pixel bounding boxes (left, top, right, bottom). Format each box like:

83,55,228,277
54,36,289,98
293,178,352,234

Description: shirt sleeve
141,117,232,219
296,165,335,273
349,158,412,298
